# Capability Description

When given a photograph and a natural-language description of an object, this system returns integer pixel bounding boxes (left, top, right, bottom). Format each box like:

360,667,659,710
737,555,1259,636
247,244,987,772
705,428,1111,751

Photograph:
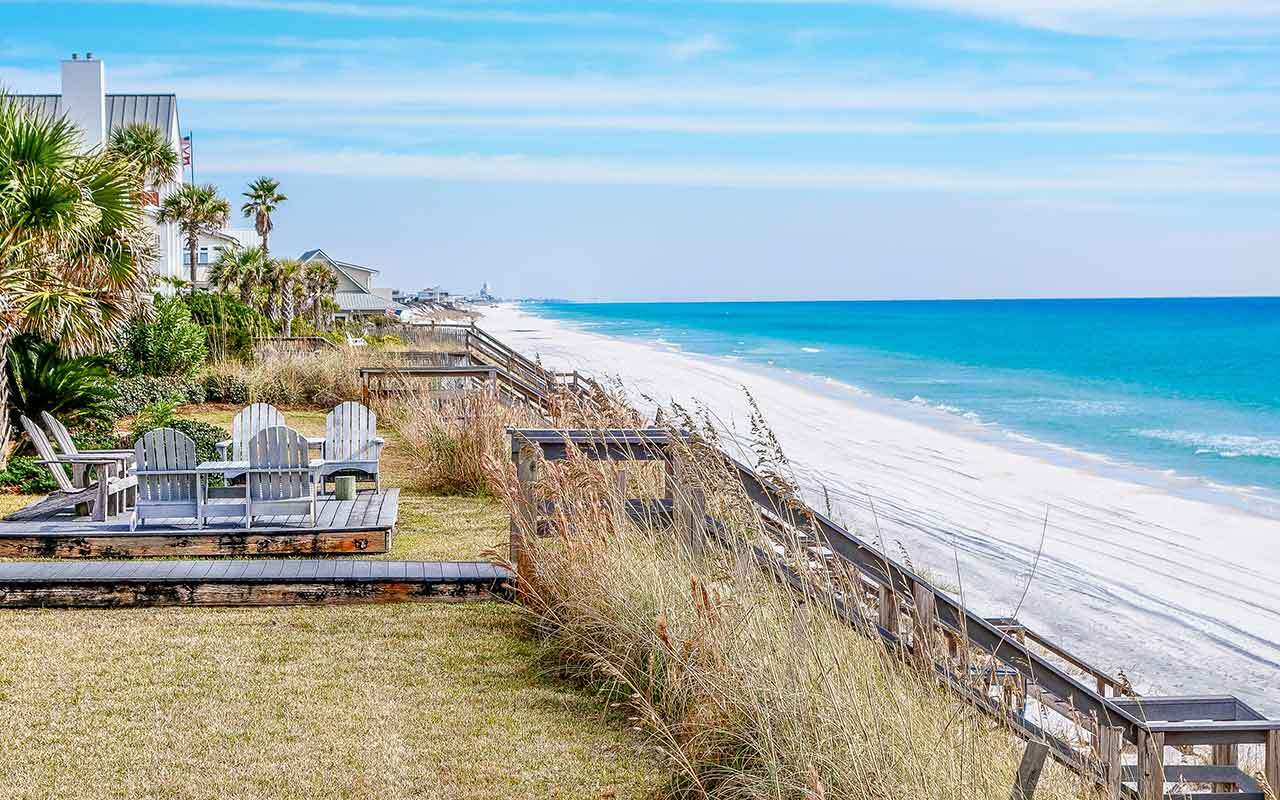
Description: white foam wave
1135,429,1280,459
801,347,823,353
910,395,983,423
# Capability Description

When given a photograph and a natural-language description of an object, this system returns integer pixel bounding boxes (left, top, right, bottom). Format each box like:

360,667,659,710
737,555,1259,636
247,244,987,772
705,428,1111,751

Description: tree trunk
0,326,13,471
188,235,199,291
261,231,269,257
283,296,294,337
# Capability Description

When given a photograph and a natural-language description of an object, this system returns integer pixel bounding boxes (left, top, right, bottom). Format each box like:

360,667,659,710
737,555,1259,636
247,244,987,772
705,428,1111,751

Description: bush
116,294,208,377
0,455,58,494
202,371,249,405
6,335,117,431
201,351,360,408
184,291,271,362
111,375,206,417
126,400,229,463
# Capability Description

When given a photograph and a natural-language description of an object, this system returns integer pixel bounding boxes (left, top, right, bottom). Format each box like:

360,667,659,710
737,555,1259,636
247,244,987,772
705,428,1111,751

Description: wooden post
615,468,628,498
1098,726,1124,799
878,584,899,636
1211,743,1238,793
511,441,539,597
1010,740,1049,800
1266,730,1280,799
1136,730,1164,800
669,455,706,556
911,579,937,665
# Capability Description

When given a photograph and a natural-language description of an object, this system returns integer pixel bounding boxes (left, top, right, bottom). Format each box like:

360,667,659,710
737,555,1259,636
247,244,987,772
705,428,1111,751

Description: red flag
181,136,192,166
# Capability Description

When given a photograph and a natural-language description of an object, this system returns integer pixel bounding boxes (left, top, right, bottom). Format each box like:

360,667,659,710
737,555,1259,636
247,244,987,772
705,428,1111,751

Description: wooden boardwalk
0,558,509,607
0,490,399,558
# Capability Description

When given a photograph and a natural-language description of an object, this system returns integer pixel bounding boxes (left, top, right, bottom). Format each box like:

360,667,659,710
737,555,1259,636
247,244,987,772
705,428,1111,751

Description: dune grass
0,402,664,800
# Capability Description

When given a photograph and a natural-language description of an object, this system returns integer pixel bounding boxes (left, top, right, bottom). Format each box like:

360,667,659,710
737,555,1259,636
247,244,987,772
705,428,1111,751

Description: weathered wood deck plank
0,491,399,559
0,558,510,607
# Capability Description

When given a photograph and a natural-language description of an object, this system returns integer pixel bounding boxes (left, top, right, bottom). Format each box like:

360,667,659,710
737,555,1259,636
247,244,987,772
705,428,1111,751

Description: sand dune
483,303,1280,713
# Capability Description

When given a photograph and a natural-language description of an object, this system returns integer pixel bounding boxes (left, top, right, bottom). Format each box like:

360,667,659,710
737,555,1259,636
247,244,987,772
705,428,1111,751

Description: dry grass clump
203,349,363,407
486,422,1088,800
389,390,543,496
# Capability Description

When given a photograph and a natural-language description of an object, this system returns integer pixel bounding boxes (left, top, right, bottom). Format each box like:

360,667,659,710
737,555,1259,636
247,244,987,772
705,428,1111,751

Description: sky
2,0,1279,300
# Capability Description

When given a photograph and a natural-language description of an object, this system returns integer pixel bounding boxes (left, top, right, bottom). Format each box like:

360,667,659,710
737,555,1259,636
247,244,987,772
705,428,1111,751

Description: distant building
15,54,186,288
188,227,259,288
299,249,403,321
393,286,451,305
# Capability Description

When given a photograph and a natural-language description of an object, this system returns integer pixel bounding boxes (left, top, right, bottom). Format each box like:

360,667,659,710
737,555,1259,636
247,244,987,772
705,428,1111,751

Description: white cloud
713,0,1280,36
666,33,730,62
0,0,632,25
197,144,1280,194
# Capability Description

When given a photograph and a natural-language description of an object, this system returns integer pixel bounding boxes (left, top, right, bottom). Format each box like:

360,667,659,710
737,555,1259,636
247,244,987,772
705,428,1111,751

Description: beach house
14,55,187,287
299,248,404,321
188,227,261,290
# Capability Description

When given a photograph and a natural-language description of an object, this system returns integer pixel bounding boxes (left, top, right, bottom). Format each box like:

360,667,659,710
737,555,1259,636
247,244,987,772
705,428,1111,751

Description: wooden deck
0,489,399,558
0,558,509,607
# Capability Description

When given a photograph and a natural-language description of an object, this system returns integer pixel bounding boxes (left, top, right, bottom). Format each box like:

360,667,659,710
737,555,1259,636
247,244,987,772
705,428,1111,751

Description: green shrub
202,370,250,405
126,400,229,464
184,291,271,362
0,455,58,494
111,375,206,418
6,335,117,431
116,294,208,377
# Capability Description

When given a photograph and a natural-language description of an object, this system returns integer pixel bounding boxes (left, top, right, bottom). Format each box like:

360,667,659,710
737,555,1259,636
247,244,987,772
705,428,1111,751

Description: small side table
196,460,250,528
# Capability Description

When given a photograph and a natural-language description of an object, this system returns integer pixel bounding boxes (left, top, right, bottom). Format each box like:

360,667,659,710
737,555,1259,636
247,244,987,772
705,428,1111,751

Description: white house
188,227,259,288
299,249,403,321
15,54,186,288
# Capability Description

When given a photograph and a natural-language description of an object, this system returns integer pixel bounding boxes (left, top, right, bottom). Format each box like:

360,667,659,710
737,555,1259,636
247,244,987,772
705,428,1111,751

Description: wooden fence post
1010,740,1050,800
878,584,899,637
1098,726,1124,799
1137,730,1164,800
669,455,706,556
511,440,539,597
1211,743,1237,793
911,579,937,666
1266,730,1280,799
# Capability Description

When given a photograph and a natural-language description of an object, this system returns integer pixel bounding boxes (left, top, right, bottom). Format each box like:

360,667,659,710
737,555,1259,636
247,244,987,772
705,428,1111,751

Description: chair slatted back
230,403,285,461
325,401,378,460
247,426,310,502
41,411,79,456
19,414,75,493
133,428,198,504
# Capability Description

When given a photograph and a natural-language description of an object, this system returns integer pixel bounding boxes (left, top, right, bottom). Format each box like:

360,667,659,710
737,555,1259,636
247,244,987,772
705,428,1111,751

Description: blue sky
3,0,1279,300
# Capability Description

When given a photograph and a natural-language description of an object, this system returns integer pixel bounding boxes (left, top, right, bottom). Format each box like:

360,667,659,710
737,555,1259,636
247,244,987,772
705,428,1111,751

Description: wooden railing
396,322,601,404
359,365,556,412
508,428,1280,800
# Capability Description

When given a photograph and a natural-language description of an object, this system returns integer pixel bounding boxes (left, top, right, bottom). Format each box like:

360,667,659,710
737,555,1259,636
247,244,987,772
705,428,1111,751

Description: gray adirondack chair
320,401,384,491
16,414,137,522
246,426,319,526
41,411,136,486
131,428,201,531
215,403,285,480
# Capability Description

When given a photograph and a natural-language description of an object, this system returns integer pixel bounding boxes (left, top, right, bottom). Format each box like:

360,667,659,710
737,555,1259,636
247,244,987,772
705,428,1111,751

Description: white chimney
60,54,106,152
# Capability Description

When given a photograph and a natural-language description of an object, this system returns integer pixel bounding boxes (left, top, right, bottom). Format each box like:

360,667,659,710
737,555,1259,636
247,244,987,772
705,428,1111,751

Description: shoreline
479,302,1280,714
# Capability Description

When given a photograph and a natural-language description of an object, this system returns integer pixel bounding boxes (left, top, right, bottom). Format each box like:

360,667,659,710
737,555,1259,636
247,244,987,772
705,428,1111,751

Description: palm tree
241,177,286,255
264,258,306,336
107,123,179,195
208,245,266,306
302,260,338,329
0,95,153,465
156,183,230,289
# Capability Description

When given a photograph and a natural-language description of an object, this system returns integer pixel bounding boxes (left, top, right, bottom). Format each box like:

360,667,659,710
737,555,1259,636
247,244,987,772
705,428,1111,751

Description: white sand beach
482,303,1280,714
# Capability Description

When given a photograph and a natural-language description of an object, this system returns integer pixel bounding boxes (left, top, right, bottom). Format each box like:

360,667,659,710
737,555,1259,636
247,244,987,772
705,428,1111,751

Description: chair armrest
308,459,327,469
40,455,125,465
134,468,200,476
215,440,231,459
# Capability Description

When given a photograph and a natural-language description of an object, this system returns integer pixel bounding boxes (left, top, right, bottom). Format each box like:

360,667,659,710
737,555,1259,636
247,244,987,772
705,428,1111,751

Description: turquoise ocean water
528,298,1280,497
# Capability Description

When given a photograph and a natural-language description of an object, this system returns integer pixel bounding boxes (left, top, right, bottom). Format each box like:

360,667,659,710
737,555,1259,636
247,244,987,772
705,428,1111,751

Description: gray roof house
13,55,187,288
299,249,405,321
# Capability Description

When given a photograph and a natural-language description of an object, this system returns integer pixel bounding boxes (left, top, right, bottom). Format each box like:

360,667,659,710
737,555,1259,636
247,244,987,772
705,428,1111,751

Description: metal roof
11,93,178,138
335,292,405,313
300,248,379,274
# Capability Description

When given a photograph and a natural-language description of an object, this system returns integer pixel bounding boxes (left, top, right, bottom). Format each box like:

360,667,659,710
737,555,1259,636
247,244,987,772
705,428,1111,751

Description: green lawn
0,404,665,799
